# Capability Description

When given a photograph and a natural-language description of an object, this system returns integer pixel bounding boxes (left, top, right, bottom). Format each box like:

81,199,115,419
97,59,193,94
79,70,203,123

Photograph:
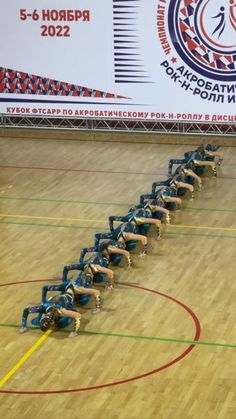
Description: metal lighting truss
1,114,236,136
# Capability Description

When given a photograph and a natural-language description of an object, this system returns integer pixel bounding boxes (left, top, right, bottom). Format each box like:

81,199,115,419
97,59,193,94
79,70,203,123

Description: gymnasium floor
0,135,235,419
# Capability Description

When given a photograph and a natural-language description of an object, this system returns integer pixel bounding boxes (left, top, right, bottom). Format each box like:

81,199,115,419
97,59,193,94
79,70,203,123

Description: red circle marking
0,280,201,395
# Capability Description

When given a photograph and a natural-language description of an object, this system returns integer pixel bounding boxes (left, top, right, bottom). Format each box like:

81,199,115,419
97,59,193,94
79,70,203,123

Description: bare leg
193,160,217,176
183,169,202,190
123,232,148,257
151,205,171,224
176,181,194,199
110,247,132,269
74,285,101,312
205,151,223,165
136,217,162,239
59,308,81,338
163,196,182,211
96,265,114,289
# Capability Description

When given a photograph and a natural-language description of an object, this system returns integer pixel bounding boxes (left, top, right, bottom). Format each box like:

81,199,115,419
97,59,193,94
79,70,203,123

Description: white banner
0,0,236,122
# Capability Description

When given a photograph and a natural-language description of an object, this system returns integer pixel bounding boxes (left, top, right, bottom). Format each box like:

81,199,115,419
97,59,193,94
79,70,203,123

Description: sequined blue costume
22,282,75,329
80,240,122,266
94,219,141,251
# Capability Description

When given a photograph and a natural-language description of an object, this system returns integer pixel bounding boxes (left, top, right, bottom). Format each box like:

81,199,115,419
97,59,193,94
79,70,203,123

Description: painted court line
0,213,107,223
0,329,52,389
1,164,235,181
0,195,129,207
186,206,236,213
1,195,236,213
0,164,165,177
167,231,236,239
1,220,236,238
0,281,234,390
1,213,236,233
0,220,106,230
82,329,236,349
171,224,236,232
0,323,235,349
1,164,235,180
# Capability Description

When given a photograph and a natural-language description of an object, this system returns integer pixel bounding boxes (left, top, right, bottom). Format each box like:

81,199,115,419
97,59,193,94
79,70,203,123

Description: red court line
0,165,234,179
0,279,58,287
0,165,166,177
0,280,201,395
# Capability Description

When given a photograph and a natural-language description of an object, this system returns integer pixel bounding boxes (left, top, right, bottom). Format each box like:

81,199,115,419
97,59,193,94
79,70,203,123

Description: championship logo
168,0,236,81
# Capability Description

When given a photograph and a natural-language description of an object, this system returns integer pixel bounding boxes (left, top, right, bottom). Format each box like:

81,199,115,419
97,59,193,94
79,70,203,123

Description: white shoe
155,227,161,240
105,284,114,291
68,331,78,338
91,308,101,314
166,215,171,225
139,251,147,257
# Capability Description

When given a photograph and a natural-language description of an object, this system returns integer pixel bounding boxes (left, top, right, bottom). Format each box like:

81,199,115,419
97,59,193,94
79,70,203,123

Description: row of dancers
20,143,223,338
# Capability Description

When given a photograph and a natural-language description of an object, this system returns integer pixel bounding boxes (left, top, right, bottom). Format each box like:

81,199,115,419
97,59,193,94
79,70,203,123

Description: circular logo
168,0,236,81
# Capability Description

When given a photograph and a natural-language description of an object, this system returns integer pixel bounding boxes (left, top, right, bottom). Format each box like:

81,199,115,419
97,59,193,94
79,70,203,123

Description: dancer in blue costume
61,260,114,312
151,172,195,199
62,255,114,286
108,206,162,239
134,193,171,223
20,281,81,338
197,144,222,164
43,275,104,316
153,184,182,211
80,240,132,269
167,160,202,192
94,218,148,257
179,144,223,177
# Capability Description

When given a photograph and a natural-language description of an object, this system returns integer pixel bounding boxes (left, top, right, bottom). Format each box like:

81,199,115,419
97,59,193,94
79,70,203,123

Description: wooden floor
0,134,235,419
